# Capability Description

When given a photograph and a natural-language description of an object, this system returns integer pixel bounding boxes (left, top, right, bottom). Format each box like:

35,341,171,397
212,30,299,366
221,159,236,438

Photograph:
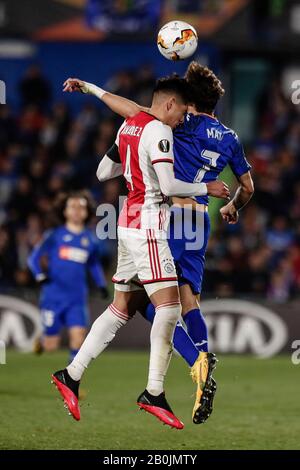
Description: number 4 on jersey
124,144,134,190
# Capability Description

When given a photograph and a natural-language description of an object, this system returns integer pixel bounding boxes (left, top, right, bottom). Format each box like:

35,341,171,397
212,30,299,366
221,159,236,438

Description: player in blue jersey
62,67,254,423
28,190,108,363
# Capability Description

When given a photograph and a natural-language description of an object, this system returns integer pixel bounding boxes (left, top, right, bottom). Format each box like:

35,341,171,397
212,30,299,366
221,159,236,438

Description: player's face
164,97,187,129
64,197,88,225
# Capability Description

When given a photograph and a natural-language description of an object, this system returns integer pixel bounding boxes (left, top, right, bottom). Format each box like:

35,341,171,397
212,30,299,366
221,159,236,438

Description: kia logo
0,295,41,351
202,299,288,358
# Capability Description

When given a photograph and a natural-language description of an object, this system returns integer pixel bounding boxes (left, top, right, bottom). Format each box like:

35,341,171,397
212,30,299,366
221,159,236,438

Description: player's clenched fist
220,201,239,224
206,180,230,200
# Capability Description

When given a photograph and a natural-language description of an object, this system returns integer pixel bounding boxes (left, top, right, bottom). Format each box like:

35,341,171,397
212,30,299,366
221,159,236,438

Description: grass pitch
0,351,299,450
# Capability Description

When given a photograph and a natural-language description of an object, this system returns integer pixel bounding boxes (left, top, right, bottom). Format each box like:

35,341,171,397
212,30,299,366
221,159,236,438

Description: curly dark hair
153,73,191,104
50,190,96,227
185,61,225,114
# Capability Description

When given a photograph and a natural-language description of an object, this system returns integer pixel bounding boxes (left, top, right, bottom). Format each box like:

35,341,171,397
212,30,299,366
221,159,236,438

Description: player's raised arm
63,77,148,118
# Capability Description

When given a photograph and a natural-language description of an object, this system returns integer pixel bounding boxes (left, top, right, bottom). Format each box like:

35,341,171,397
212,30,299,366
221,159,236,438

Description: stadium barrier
0,289,299,357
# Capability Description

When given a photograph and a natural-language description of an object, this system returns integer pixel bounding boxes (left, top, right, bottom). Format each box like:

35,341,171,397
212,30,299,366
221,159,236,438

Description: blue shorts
168,207,210,295
40,298,89,336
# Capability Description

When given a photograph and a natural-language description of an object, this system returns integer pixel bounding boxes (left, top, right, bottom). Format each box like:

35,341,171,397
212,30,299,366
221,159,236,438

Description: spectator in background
19,64,51,110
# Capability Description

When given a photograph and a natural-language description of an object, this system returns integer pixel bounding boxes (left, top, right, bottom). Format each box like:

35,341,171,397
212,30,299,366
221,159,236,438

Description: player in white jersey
52,76,229,429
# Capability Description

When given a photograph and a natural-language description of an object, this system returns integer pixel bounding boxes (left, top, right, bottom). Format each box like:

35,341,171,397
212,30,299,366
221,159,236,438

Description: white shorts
112,226,178,296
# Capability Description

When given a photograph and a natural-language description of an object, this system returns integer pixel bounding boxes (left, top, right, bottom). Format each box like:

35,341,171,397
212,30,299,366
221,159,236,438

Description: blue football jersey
173,113,251,205
28,226,106,301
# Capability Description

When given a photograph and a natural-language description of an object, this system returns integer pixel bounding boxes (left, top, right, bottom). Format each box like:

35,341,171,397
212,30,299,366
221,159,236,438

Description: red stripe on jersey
152,159,173,164
118,112,157,229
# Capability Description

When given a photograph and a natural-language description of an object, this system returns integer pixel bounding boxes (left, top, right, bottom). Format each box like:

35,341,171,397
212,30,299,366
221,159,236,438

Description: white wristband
199,183,208,195
82,82,106,99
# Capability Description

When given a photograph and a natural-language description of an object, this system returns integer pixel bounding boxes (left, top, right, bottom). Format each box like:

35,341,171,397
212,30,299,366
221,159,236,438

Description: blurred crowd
0,64,300,302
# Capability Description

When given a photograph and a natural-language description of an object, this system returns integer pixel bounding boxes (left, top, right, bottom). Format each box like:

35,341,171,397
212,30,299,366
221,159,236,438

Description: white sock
146,302,181,396
67,304,129,381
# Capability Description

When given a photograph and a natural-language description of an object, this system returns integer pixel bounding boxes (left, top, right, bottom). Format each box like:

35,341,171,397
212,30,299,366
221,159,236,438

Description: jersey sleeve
106,143,121,163
143,120,174,165
229,134,252,177
104,120,126,163
27,230,55,279
87,239,107,288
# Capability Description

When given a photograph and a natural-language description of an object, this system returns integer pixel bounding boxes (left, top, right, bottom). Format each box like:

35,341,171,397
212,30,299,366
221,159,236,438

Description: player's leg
173,208,218,424
136,283,183,429
51,237,142,420
43,335,60,351
180,283,217,424
39,305,62,352
143,208,217,423
68,327,86,363
65,303,89,363
133,229,183,429
51,288,142,420
142,302,199,367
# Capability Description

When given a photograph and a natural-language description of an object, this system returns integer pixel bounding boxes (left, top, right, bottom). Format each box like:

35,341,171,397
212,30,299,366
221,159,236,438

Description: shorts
40,298,89,336
168,207,210,295
112,226,178,296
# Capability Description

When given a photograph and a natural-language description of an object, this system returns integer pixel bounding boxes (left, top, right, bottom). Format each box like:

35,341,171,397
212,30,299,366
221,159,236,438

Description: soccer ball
157,20,198,61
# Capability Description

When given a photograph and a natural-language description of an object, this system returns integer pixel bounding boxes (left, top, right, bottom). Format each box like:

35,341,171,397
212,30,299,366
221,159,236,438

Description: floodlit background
0,0,300,450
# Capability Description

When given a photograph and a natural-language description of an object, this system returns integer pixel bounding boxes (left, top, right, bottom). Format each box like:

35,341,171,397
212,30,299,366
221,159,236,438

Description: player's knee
43,338,59,352
181,302,199,317
155,301,182,322
70,333,86,350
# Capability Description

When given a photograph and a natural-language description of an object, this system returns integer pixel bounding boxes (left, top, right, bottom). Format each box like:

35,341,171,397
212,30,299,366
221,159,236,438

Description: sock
144,302,156,322
67,304,129,381
173,323,200,367
184,308,208,352
146,302,181,396
69,348,79,364
144,302,199,367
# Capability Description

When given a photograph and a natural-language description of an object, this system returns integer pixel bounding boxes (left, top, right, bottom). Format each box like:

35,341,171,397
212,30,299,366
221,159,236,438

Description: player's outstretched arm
155,162,230,199
220,171,254,224
63,78,148,118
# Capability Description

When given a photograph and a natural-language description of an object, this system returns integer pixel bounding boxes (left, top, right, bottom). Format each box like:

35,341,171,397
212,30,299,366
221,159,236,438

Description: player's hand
206,181,230,200
220,201,239,224
63,78,89,94
99,287,109,299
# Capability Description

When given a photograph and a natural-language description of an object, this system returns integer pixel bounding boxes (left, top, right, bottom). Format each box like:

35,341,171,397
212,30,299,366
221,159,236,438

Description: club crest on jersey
81,237,89,247
158,139,170,153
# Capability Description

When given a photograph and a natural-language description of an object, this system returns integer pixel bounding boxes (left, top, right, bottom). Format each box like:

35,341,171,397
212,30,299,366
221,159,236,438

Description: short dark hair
153,74,191,104
185,61,225,113
51,190,95,226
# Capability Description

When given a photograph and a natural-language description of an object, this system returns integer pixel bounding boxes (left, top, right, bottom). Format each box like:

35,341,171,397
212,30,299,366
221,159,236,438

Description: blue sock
144,303,156,322
69,348,79,364
173,322,200,367
144,303,199,367
184,308,208,352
